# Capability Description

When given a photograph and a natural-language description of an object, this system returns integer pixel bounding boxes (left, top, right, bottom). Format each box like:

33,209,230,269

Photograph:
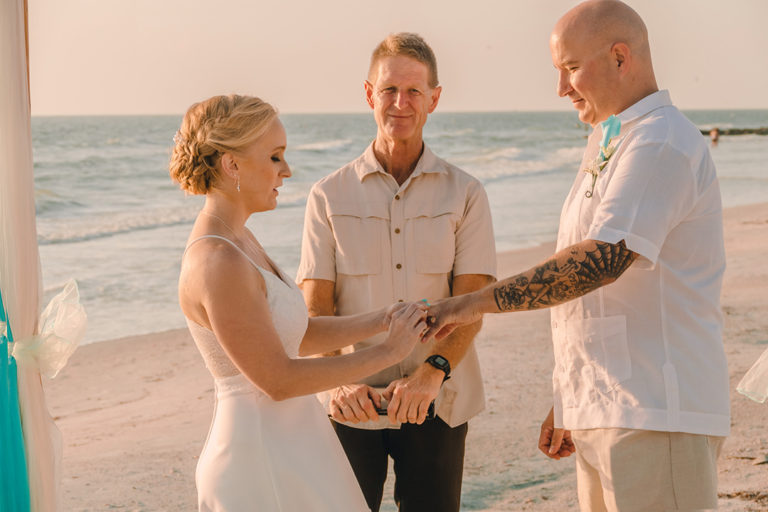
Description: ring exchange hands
382,301,430,359
329,302,428,424
423,294,484,341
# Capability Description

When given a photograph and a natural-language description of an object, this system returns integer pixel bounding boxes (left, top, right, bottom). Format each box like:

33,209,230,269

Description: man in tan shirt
297,33,496,511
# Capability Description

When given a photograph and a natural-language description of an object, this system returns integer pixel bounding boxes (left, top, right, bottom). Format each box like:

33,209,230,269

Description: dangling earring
236,175,240,193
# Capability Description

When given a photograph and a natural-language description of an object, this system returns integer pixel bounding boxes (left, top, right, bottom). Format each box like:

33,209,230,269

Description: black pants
332,418,468,512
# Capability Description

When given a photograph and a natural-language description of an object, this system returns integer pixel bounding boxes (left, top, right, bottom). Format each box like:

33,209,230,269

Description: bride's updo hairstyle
170,94,277,194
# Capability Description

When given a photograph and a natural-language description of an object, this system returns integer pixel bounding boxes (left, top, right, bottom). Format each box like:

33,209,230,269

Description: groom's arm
426,239,638,338
492,239,637,312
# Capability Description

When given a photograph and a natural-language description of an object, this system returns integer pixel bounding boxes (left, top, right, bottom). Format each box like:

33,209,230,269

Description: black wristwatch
425,354,451,381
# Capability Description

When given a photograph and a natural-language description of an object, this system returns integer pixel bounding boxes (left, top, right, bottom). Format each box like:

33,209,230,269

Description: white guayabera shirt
552,90,730,436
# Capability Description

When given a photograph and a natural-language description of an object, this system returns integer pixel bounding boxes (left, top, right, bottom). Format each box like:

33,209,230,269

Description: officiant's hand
329,384,383,423
382,364,443,425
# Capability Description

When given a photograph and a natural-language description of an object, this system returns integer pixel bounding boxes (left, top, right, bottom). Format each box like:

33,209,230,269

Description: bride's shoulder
182,237,266,294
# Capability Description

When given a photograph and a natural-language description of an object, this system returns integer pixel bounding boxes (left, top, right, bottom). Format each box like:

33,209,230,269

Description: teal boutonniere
583,115,621,198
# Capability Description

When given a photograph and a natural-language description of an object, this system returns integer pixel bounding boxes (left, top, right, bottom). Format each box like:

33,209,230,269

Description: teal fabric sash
0,287,31,511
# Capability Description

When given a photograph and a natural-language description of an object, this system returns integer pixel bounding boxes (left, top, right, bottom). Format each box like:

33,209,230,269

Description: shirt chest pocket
328,201,389,276
405,203,459,274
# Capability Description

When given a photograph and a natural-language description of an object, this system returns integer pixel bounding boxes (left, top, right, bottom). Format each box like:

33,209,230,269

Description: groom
297,33,496,511
425,1,729,510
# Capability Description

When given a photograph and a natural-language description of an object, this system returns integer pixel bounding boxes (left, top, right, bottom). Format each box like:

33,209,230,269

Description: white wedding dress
185,235,369,512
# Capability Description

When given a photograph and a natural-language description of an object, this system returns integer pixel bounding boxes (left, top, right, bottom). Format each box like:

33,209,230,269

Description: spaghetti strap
184,235,263,270
184,234,289,286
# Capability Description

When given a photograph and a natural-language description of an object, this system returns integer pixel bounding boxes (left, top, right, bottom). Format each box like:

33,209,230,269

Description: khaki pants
572,429,724,512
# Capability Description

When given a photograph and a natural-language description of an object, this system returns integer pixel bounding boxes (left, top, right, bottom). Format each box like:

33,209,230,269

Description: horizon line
30,106,768,118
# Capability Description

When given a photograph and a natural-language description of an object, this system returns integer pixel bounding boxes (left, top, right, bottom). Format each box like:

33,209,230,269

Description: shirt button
396,263,402,269
394,228,401,234
394,194,400,200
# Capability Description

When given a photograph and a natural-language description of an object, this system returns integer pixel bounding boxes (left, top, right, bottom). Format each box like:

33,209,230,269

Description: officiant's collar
356,142,446,182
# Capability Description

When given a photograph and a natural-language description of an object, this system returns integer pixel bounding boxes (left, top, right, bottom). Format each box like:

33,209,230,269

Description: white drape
1,0,62,509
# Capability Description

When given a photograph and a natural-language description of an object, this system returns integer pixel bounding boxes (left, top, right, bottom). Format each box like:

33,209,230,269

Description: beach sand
44,202,768,511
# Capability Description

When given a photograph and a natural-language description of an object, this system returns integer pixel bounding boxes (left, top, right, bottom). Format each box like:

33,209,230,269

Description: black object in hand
375,400,436,420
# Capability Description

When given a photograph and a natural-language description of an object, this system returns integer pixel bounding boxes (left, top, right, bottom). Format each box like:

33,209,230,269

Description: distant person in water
424,1,729,510
710,127,720,145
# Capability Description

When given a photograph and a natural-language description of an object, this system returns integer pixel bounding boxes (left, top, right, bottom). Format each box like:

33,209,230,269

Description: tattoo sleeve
493,240,638,312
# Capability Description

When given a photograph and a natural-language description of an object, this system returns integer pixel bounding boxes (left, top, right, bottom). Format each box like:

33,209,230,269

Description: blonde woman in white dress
169,94,428,512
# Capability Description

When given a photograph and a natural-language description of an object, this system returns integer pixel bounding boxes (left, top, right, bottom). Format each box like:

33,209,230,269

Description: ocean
32,110,768,343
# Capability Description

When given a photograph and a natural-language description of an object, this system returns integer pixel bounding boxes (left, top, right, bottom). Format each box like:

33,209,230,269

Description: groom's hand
383,365,443,425
423,294,482,342
328,384,382,423
538,406,575,460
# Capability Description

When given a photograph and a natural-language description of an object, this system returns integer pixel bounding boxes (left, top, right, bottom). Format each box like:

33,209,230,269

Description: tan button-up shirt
297,142,497,428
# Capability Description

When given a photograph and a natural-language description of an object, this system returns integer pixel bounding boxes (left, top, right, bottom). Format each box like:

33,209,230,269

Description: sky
27,0,768,116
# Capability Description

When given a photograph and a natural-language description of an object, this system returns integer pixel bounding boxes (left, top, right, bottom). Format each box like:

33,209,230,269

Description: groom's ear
611,42,631,75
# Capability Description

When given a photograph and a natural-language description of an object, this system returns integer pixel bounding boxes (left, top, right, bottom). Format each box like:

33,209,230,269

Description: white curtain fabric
1,0,62,510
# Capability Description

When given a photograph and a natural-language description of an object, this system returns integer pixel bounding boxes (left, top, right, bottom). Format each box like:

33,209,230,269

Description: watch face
428,355,449,371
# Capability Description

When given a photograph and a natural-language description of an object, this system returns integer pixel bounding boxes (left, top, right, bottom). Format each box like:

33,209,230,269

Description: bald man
424,1,729,510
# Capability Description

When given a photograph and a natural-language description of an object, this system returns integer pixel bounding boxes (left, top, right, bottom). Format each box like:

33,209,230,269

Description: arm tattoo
493,240,638,312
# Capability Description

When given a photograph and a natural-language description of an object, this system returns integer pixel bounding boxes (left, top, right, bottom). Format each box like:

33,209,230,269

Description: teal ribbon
599,115,621,159
0,287,32,512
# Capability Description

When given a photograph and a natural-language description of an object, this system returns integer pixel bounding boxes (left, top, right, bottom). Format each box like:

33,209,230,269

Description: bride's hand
383,302,429,360
381,300,426,331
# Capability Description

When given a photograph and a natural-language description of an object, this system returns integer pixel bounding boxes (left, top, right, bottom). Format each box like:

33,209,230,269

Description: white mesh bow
12,279,87,378
737,348,768,403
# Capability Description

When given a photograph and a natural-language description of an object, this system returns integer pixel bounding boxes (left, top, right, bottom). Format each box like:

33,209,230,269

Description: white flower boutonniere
583,115,621,198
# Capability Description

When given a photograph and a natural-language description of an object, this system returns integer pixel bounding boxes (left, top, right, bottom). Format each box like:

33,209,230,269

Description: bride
169,94,428,511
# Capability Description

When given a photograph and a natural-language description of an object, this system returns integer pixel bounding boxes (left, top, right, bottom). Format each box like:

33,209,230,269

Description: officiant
296,32,497,512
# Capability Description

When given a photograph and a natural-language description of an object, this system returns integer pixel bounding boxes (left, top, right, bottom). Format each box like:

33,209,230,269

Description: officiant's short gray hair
170,94,277,194
368,33,439,88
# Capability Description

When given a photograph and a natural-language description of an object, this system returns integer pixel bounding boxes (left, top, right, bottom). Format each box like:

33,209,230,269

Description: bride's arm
300,308,394,356
299,279,420,356
183,243,424,401
298,279,399,356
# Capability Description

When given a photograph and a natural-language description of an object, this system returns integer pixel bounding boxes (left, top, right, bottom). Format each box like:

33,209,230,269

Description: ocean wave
35,188,85,214
34,144,167,167
293,139,352,151
431,128,476,138
36,194,309,245
458,146,583,182
474,146,522,162
37,206,201,245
